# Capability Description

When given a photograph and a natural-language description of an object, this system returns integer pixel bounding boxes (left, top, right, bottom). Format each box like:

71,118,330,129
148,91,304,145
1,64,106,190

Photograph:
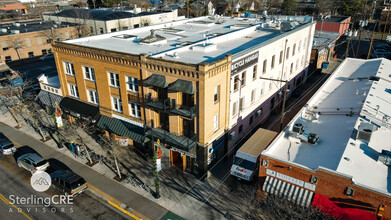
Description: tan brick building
53,16,315,177
0,20,84,63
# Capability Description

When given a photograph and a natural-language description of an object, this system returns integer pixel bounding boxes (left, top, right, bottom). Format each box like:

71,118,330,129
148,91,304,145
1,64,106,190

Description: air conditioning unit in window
345,187,355,197
229,131,236,140
256,109,262,117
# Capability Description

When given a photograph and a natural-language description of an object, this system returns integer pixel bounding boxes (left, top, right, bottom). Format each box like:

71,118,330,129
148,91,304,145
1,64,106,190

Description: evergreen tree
281,0,297,15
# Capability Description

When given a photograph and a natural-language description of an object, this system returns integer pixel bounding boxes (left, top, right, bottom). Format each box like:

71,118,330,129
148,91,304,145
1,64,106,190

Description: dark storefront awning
168,79,196,94
35,90,63,108
96,115,149,144
143,74,168,88
60,97,100,121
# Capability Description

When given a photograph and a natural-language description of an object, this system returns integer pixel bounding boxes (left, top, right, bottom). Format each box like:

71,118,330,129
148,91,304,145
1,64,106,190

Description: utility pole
382,9,390,41
367,20,378,59
259,77,289,132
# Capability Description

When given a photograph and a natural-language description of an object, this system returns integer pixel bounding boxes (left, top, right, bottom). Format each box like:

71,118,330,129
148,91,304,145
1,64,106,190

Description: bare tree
7,37,23,60
41,28,62,44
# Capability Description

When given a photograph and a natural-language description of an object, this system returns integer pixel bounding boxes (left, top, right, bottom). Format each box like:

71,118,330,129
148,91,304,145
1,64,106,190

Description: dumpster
322,62,329,69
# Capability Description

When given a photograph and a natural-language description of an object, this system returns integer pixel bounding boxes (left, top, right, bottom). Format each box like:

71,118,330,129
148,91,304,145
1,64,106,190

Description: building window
68,84,79,98
88,90,99,104
239,97,244,111
271,55,275,69
3,47,9,51
110,28,117,32
304,38,307,50
263,59,267,74
241,71,246,87
252,65,257,80
55,89,58,93
296,59,299,70
269,82,272,90
28,52,34,58
286,47,290,59
100,28,104,34
260,82,264,96
251,89,255,103
293,44,296,56
112,97,123,112
290,63,293,74
213,114,219,132
5,56,11,62
214,85,220,103
234,76,239,91
42,49,48,55
258,108,263,117
129,102,141,118
232,102,237,116
48,49,52,54
249,115,253,125
239,125,243,134
279,50,283,64
46,38,51,43
109,72,120,87
298,41,301,52
302,55,305,67
64,62,74,76
84,66,95,81
127,76,138,93
44,86,47,90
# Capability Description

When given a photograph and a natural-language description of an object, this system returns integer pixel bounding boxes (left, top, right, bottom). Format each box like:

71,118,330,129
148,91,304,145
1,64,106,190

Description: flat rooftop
0,20,75,36
64,16,313,64
263,58,391,195
312,31,340,49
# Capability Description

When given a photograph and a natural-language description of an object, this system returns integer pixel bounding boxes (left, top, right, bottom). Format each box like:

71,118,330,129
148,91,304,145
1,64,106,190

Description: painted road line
108,200,140,220
0,194,32,220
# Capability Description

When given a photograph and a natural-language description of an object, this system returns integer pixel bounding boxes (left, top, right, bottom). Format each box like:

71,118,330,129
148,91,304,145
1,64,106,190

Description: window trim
214,85,220,103
64,61,75,76
213,114,219,132
83,66,95,81
68,84,79,98
126,76,139,93
112,96,123,112
88,89,99,104
109,72,120,88
129,102,141,118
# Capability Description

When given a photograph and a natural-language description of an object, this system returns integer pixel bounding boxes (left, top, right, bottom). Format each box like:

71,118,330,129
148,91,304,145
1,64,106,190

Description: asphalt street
0,148,129,220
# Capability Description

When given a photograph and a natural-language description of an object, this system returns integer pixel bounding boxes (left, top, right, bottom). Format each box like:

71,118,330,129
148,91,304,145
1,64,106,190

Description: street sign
56,116,63,127
157,158,162,172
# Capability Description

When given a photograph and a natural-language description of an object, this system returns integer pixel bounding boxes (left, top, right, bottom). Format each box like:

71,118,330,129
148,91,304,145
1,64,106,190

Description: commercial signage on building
231,51,259,74
266,169,316,191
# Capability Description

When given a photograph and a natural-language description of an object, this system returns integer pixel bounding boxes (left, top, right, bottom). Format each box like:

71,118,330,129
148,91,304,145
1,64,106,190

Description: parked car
50,170,88,196
17,153,50,173
0,139,16,155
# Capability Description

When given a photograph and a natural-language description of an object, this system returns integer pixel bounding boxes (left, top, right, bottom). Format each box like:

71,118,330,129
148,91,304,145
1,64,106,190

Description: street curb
88,184,149,220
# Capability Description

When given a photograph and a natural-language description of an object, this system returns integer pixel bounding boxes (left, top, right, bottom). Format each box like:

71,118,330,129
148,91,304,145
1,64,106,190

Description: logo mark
31,172,51,192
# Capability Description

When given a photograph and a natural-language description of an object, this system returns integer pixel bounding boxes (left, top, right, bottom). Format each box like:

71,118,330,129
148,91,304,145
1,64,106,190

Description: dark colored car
50,170,88,196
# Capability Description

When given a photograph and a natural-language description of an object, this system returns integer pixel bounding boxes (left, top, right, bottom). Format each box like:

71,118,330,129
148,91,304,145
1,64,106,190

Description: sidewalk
0,106,243,219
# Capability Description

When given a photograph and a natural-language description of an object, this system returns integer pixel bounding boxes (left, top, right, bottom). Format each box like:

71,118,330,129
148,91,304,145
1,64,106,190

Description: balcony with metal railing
144,94,170,111
170,103,197,119
145,120,197,153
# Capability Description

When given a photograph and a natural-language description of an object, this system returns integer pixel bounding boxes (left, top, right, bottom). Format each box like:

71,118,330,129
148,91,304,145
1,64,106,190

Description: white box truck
230,128,277,181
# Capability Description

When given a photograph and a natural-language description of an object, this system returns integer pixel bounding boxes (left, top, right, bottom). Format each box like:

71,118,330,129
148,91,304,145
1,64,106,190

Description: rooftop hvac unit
13,22,20,27
0,28,7,33
10,30,20,34
292,123,304,134
378,150,391,166
356,122,377,142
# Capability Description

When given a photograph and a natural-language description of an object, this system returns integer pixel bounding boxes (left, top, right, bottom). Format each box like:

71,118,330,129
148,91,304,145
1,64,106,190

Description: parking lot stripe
0,194,32,220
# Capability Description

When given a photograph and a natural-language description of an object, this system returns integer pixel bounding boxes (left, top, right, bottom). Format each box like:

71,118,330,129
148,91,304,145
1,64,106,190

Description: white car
17,153,50,173
0,140,16,155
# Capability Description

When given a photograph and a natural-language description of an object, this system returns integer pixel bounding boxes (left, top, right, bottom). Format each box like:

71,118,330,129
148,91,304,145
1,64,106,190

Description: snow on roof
63,16,313,64
263,58,391,194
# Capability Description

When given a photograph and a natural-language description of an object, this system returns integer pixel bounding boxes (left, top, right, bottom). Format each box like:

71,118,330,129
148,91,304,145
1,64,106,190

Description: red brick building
259,58,391,219
315,16,351,37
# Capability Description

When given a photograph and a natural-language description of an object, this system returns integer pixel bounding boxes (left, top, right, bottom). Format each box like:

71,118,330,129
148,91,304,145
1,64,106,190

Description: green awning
96,115,149,144
143,74,168,88
168,79,196,94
